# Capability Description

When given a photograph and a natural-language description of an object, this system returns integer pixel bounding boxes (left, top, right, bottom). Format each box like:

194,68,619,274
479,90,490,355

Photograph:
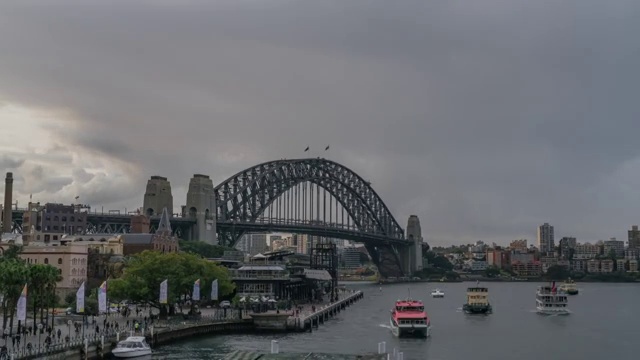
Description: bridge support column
186,174,217,244
398,245,414,276
406,215,424,273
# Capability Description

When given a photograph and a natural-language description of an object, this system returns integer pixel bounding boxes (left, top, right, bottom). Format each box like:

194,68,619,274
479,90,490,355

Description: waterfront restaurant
229,264,291,299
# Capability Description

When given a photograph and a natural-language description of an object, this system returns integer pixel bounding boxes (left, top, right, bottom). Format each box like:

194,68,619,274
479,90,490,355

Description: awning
303,269,333,281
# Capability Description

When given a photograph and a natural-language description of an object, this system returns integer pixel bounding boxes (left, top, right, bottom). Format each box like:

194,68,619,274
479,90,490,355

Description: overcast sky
1,0,639,246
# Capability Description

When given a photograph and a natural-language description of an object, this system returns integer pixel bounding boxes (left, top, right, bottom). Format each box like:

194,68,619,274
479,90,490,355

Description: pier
290,290,364,332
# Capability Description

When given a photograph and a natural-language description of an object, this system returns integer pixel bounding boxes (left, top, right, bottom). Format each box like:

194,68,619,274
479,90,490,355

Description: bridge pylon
185,174,217,244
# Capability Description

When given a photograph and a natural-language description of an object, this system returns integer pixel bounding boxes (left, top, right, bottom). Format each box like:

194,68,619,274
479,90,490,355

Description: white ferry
111,336,152,358
431,289,444,298
536,281,570,315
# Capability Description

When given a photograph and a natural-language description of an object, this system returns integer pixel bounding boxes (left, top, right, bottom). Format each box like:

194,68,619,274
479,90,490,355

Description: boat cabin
466,287,489,304
394,300,424,312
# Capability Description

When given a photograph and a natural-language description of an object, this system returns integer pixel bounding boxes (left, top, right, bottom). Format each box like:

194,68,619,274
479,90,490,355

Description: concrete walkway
0,306,235,354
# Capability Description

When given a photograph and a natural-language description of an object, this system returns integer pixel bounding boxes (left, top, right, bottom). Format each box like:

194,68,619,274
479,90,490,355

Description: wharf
224,351,386,359
286,290,364,331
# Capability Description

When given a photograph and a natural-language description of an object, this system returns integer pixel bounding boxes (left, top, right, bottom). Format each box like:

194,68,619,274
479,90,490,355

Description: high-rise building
340,247,362,269
537,223,555,254
235,233,268,255
628,225,640,249
559,237,577,258
604,238,625,258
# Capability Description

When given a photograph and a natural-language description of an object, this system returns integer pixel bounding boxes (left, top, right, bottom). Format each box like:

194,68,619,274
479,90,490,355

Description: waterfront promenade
0,289,364,359
0,307,240,359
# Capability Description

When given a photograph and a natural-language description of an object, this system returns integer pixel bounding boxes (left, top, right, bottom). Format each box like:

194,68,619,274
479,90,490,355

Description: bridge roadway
218,218,406,246
10,209,405,245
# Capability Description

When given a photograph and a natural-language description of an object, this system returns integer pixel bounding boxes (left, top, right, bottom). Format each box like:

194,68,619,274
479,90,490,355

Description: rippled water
149,282,639,360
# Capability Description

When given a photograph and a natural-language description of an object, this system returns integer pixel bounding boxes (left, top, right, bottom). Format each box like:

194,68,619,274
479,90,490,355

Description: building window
72,268,77,275
44,258,49,264
58,258,62,265
70,216,75,222
58,268,62,275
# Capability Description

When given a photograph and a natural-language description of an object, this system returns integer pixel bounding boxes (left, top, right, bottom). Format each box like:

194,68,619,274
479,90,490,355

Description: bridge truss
214,158,408,277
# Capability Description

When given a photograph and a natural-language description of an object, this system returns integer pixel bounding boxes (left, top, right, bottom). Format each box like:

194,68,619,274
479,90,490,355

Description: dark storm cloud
1,0,639,245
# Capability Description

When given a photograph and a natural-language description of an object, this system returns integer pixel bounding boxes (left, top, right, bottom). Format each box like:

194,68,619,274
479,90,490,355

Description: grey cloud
1,0,640,245
0,155,25,169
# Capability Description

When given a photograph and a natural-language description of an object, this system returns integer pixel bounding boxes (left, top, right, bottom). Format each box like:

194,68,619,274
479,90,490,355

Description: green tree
432,255,453,271
108,251,235,318
28,264,62,326
179,240,234,258
0,258,29,332
484,265,501,278
545,265,570,280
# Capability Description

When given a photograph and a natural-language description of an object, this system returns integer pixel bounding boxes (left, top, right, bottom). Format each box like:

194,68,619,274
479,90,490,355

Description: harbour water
149,282,639,359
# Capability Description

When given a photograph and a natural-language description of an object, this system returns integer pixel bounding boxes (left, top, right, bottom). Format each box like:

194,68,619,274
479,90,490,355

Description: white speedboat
431,289,444,298
536,281,570,315
111,336,152,358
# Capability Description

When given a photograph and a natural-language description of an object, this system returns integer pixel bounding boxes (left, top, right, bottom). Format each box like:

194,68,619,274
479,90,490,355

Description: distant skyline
2,0,640,247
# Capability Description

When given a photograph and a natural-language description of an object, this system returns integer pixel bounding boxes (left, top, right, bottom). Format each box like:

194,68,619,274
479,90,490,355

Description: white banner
76,282,85,313
159,279,168,304
211,279,218,301
16,284,27,321
193,279,200,301
98,281,107,313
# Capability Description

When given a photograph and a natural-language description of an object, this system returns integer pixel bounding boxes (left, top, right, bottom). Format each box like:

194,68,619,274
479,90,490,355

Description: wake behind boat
389,291,431,338
111,336,152,358
431,289,444,298
536,281,570,315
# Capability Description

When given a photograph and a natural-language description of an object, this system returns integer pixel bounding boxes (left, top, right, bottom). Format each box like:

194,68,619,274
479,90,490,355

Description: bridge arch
214,158,407,277
215,158,403,238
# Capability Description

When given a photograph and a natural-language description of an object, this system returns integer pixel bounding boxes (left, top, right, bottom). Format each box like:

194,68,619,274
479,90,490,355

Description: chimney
3,172,13,234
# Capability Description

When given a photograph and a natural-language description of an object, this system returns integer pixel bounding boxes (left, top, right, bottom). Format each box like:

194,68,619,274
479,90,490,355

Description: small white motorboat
111,336,152,358
431,289,444,298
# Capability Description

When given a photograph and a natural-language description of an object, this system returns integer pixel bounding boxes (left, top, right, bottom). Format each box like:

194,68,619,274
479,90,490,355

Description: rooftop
224,351,386,360
238,265,286,271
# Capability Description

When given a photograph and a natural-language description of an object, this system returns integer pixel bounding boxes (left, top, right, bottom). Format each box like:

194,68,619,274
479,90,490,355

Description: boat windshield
117,341,146,349
396,306,424,312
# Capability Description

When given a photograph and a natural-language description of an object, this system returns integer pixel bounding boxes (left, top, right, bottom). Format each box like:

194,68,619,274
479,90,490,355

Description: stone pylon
407,215,424,273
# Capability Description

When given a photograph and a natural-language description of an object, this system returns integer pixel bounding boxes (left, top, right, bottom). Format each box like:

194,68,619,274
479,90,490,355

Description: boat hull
389,319,430,338
536,307,570,315
566,289,578,295
111,349,152,358
463,304,492,314
431,294,444,298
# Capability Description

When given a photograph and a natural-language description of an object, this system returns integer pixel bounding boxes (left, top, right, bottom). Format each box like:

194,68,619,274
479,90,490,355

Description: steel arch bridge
214,158,409,278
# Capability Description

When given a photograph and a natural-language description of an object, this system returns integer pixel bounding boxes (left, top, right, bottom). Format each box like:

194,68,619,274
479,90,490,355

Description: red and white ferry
389,296,431,338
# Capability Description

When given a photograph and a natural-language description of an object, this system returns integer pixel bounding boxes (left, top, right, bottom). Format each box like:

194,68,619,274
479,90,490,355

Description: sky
1,0,640,247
